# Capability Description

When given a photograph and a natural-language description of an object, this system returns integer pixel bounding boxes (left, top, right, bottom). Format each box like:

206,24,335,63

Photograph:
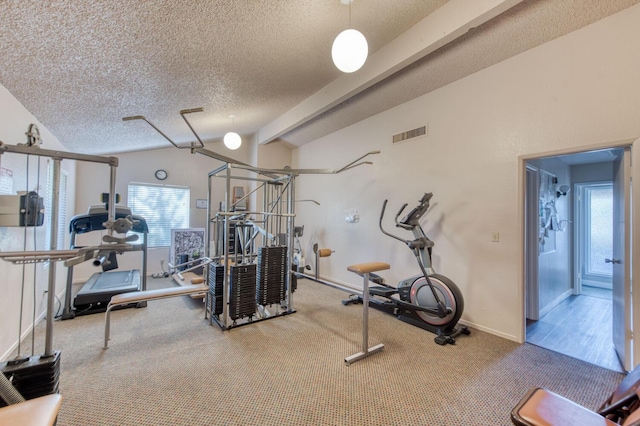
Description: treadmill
61,205,148,319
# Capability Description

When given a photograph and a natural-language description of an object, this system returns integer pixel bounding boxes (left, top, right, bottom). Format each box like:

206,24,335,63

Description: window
44,162,68,251
579,182,613,286
127,183,190,247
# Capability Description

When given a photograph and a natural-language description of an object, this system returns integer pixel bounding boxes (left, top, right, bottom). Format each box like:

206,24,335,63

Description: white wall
0,85,76,360
291,3,640,342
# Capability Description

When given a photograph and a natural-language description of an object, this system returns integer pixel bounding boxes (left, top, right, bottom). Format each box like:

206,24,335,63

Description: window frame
127,182,190,248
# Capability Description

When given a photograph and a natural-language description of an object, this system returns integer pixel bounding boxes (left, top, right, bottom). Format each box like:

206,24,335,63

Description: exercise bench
104,284,208,349
0,394,62,426
511,365,640,425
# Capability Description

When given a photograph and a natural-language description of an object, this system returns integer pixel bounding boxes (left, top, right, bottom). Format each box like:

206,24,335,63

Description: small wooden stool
345,261,390,365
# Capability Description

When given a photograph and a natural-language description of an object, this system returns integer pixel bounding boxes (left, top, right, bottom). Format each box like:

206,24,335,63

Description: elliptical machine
344,193,469,345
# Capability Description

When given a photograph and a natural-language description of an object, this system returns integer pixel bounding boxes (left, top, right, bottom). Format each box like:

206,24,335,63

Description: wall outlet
491,232,500,242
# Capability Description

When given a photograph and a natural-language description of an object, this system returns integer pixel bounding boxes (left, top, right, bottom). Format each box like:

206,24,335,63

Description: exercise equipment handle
379,200,408,244
394,203,410,229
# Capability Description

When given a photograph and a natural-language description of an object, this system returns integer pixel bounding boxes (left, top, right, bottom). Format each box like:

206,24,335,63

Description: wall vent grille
393,125,427,144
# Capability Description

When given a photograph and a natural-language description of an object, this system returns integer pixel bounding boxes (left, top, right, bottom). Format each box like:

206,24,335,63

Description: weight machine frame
0,140,122,357
122,108,380,330
203,151,380,329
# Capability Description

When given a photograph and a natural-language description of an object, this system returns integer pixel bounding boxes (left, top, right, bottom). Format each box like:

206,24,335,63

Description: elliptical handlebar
379,199,409,244
394,203,412,230
380,193,433,240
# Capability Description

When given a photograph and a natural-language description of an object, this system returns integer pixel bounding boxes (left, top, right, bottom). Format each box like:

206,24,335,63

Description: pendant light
223,115,241,150
332,0,368,73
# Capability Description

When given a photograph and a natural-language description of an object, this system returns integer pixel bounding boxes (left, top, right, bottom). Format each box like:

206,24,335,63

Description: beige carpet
11,277,624,425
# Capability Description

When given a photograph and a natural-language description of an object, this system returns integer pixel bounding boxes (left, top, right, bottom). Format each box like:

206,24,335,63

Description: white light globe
332,28,368,73
223,132,241,150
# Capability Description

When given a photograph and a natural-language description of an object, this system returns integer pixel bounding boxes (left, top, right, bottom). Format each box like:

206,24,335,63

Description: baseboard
458,319,520,343
1,287,66,362
539,289,572,318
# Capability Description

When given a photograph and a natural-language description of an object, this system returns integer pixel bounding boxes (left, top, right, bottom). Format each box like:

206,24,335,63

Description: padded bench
0,394,62,426
512,387,640,426
104,284,208,349
512,364,640,425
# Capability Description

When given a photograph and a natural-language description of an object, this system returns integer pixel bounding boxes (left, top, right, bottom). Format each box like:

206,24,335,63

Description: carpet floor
9,277,625,425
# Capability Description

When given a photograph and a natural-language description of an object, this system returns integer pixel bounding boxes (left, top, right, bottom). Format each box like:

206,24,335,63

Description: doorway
524,148,625,372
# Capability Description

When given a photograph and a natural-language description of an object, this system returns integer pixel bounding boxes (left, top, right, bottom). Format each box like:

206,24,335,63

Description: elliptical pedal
369,286,397,298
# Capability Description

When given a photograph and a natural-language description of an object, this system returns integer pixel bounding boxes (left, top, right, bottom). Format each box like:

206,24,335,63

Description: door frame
525,165,540,321
518,138,639,369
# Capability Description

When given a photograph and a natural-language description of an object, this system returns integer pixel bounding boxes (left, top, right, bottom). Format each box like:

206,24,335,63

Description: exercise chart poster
170,228,205,265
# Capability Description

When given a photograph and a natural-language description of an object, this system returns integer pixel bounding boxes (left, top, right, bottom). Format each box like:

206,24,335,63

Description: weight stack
208,265,225,316
229,264,256,321
0,351,61,407
257,246,287,306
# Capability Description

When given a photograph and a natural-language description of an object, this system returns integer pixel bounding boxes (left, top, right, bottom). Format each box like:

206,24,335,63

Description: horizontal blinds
127,183,190,247
45,163,67,251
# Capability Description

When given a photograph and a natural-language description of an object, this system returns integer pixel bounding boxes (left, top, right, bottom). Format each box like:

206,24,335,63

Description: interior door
612,147,632,371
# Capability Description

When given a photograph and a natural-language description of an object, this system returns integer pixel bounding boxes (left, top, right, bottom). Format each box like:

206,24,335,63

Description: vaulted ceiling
1,0,637,155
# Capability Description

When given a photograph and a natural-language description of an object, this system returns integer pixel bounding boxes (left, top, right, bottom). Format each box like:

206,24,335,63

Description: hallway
526,288,623,372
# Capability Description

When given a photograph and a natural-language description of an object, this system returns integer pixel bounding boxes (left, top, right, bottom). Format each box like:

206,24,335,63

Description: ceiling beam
257,0,524,145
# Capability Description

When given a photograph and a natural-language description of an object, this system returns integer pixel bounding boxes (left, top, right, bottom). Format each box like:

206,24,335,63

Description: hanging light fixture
332,0,368,73
223,115,241,150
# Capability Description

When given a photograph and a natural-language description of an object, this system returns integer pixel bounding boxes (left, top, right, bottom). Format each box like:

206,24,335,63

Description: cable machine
122,108,380,331
206,164,297,329
0,124,132,403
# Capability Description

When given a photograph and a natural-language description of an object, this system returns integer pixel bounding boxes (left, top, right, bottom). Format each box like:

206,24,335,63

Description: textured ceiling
0,0,638,155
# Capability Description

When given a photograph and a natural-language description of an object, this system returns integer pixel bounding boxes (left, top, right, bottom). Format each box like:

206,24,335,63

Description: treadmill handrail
68,212,149,234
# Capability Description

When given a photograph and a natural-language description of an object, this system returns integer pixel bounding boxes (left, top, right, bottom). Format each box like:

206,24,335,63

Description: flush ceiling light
223,115,241,150
332,0,368,73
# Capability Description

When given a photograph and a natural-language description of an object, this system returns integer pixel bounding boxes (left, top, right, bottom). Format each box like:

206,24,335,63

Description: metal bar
44,158,61,356
205,171,213,321
230,184,260,211
209,163,229,177
229,151,381,176
231,164,335,175
222,165,232,328
216,211,295,218
179,108,205,148
193,147,252,167
122,116,186,149
211,174,275,184
286,175,295,312
0,143,118,165
107,165,117,236
344,271,385,365
336,151,381,173
0,249,78,261
295,272,361,296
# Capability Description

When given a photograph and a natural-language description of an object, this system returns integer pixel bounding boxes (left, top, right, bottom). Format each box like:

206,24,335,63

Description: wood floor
526,287,624,372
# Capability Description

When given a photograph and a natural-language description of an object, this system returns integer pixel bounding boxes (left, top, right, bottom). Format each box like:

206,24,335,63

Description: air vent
393,125,427,144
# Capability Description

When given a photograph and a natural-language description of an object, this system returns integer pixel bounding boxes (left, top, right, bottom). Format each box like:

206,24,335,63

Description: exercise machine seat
511,387,640,426
0,393,62,426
